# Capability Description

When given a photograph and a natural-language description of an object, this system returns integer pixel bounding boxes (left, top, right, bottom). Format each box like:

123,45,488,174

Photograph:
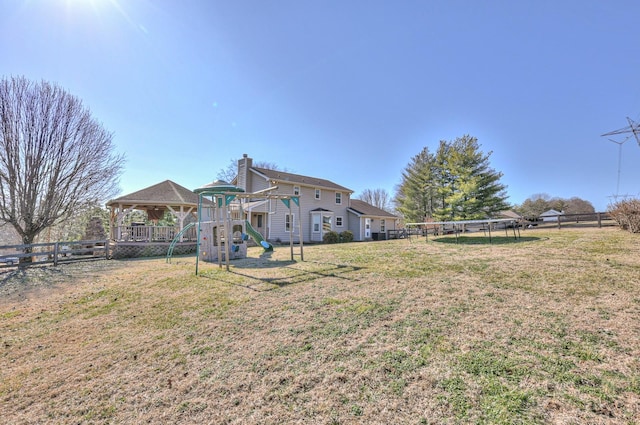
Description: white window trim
336,216,344,227
285,213,295,232
315,188,321,200
335,192,342,205
312,214,321,233
293,186,300,196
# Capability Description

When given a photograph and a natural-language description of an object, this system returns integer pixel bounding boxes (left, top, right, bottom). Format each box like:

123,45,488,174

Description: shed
540,209,564,222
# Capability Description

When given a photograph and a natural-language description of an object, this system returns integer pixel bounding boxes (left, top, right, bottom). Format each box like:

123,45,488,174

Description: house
347,199,398,240
540,209,564,222
497,210,522,220
234,154,398,243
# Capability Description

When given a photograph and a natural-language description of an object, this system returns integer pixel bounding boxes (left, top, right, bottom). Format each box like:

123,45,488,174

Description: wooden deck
111,225,197,242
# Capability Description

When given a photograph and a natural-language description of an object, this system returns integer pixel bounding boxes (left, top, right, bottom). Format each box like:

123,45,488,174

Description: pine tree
394,147,437,223
395,136,509,223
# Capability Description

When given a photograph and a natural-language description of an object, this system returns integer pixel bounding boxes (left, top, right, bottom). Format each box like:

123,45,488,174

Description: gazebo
106,180,199,258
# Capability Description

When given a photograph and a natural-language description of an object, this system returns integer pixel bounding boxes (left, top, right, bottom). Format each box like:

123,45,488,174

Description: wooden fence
388,212,616,239
522,212,615,230
0,239,109,269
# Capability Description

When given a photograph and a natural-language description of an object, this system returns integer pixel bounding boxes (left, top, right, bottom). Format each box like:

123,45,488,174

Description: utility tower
601,116,639,200
601,116,640,146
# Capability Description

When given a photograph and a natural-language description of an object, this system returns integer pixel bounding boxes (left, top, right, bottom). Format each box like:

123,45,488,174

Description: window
315,188,321,200
335,192,342,204
323,215,332,232
336,216,343,227
257,215,263,228
285,214,295,232
293,186,300,196
312,214,321,232
381,219,386,232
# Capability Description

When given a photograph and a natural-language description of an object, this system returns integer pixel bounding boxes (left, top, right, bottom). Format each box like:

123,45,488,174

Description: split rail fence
0,239,109,269
388,212,615,239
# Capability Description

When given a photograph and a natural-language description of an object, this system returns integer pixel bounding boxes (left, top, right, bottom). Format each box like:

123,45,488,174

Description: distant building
540,209,564,222
497,210,522,220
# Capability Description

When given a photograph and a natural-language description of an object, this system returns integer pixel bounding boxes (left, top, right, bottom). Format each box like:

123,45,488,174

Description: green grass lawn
1,227,639,424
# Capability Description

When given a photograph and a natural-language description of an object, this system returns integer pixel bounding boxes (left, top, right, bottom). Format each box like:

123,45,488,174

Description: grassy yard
1,227,639,424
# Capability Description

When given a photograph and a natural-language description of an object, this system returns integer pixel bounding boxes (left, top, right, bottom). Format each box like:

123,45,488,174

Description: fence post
53,242,59,266
597,212,602,228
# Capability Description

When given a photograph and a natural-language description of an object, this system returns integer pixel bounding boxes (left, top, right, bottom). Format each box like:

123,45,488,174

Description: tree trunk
20,234,34,264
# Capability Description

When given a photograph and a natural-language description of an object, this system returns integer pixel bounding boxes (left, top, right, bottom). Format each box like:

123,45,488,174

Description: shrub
323,231,340,244
608,199,640,233
339,230,354,242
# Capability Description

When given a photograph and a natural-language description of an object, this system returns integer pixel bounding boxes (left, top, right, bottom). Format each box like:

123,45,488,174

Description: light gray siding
239,157,400,244
253,182,351,243
347,211,363,241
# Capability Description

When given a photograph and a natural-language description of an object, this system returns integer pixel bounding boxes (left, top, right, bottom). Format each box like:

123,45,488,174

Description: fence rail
0,239,109,269
389,212,616,238
111,225,197,242
522,212,615,230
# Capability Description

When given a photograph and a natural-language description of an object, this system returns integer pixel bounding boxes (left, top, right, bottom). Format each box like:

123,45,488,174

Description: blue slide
245,220,273,251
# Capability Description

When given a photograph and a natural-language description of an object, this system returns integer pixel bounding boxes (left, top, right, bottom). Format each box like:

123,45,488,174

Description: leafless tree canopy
358,188,393,212
0,76,124,246
217,159,284,183
516,193,595,218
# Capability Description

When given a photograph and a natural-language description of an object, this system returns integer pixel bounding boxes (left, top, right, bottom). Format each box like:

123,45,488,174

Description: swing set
194,181,303,274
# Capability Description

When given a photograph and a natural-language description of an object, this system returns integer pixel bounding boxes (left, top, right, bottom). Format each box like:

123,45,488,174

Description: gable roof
106,180,199,207
252,167,353,193
348,199,397,218
540,209,563,217
497,210,522,219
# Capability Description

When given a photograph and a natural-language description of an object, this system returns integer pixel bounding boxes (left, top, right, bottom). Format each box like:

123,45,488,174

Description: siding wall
246,178,351,243
347,212,363,241
241,163,397,243
237,156,251,190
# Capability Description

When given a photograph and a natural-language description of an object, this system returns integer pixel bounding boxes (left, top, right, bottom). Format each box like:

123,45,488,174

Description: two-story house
235,154,398,243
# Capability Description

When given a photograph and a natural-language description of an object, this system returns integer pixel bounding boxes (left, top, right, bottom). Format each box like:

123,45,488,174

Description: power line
608,136,630,197
601,116,640,147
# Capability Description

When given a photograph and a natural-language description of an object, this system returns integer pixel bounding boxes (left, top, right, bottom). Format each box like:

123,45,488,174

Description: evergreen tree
394,147,437,223
395,136,509,222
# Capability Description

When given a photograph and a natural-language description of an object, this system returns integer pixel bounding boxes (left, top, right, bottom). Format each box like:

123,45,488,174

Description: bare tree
358,188,393,212
563,197,596,214
0,76,124,260
516,194,596,218
217,158,284,183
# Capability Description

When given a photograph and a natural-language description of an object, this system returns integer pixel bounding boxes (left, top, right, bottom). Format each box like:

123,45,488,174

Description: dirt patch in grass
1,228,640,424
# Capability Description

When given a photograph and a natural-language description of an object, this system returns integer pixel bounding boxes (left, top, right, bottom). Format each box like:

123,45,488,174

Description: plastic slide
245,220,273,251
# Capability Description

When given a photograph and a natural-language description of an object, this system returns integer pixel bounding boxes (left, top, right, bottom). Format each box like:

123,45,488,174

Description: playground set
192,181,303,273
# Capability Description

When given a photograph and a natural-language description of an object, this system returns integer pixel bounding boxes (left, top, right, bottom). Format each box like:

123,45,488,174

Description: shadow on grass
200,259,363,291
431,236,542,245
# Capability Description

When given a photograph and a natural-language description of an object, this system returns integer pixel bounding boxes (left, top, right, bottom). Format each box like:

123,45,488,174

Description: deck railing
112,225,197,242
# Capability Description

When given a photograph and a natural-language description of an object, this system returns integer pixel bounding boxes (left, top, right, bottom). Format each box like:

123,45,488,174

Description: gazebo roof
106,180,199,208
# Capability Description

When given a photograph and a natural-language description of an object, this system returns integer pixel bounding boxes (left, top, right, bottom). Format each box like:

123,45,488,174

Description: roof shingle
253,167,352,193
106,180,199,207
348,199,397,218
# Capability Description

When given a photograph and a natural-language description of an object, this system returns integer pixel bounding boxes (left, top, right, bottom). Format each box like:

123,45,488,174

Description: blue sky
2,0,640,211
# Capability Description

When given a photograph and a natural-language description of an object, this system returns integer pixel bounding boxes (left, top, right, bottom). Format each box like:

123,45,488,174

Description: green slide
245,220,273,251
